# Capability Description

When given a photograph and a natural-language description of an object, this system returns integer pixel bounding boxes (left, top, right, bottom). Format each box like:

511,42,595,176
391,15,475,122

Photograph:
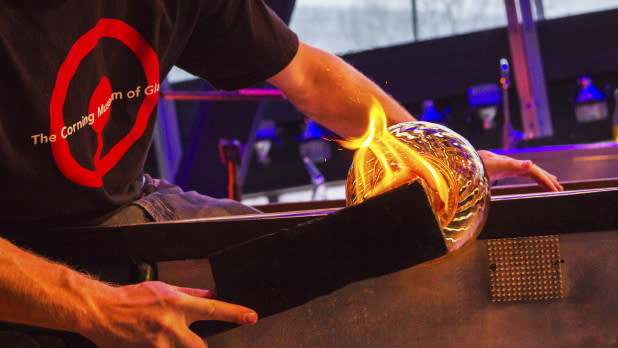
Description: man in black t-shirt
0,1,563,347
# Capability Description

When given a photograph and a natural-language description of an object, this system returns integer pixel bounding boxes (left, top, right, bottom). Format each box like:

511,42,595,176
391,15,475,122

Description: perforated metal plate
487,235,563,302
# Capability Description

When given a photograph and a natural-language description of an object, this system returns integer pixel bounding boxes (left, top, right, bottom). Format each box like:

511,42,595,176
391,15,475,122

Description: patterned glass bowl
345,121,490,251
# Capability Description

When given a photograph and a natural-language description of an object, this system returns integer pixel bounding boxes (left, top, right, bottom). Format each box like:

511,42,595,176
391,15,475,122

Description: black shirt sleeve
176,0,299,90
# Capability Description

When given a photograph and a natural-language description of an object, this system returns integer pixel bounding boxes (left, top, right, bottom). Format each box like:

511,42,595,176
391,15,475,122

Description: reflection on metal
504,0,553,139
488,235,563,302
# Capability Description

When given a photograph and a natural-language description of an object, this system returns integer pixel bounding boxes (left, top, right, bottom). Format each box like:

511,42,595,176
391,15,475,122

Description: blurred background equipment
298,119,331,200
468,83,501,131
574,76,608,123
151,0,618,205
418,99,446,124
218,139,243,201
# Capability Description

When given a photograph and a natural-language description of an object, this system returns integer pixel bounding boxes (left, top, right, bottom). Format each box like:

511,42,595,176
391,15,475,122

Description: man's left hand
478,150,564,192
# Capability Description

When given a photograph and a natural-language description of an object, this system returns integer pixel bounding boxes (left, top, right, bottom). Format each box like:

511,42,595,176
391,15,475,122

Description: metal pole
504,0,553,139
161,89,286,102
519,0,553,137
500,58,512,149
534,0,545,20
411,0,418,41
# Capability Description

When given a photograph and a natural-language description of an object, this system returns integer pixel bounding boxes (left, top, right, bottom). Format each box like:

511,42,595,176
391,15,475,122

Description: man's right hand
86,281,258,348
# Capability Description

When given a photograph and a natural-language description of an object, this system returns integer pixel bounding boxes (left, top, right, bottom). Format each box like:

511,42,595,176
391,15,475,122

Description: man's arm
0,237,257,347
268,42,414,139
268,41,563,191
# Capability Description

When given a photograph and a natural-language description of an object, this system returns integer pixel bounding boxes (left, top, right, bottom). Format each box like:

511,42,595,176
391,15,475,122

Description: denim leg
133,175,261,221
99,204,153,226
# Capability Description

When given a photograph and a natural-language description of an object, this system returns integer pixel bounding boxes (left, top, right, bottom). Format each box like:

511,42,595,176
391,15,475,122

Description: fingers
479,150,563,191
201,298,258,325
526,163,563,192
166,285,257,327
179,294,258,326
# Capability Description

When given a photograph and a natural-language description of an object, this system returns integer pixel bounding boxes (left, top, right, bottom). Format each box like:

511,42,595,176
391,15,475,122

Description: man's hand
87,281,257,348
0,237,256,348
478,150,563,192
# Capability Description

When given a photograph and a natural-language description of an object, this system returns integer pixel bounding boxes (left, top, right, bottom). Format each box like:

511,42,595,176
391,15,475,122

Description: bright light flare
341,97,458,228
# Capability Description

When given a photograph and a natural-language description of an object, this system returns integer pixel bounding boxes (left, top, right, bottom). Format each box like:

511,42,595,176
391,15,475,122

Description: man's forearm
0,237,106,336
269,42,415,139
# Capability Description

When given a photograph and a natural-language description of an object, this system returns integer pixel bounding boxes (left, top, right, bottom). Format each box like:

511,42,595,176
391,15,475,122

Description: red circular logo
49,19,159,187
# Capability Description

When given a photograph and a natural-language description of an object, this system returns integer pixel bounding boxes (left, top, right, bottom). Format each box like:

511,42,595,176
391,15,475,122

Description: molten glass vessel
345,121,490,252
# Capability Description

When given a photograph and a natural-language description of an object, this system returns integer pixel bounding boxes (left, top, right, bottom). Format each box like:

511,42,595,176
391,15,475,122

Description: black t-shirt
0,0,298,224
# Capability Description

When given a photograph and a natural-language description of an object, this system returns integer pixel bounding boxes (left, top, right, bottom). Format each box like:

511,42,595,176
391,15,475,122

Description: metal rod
534,0,545,20
504,0,553,139
161,89,287,102
519,0,553,137
500,58,512,149
411,0,418,41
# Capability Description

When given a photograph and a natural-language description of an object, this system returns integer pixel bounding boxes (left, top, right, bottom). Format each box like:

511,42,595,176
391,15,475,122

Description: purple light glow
490,141,618,155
